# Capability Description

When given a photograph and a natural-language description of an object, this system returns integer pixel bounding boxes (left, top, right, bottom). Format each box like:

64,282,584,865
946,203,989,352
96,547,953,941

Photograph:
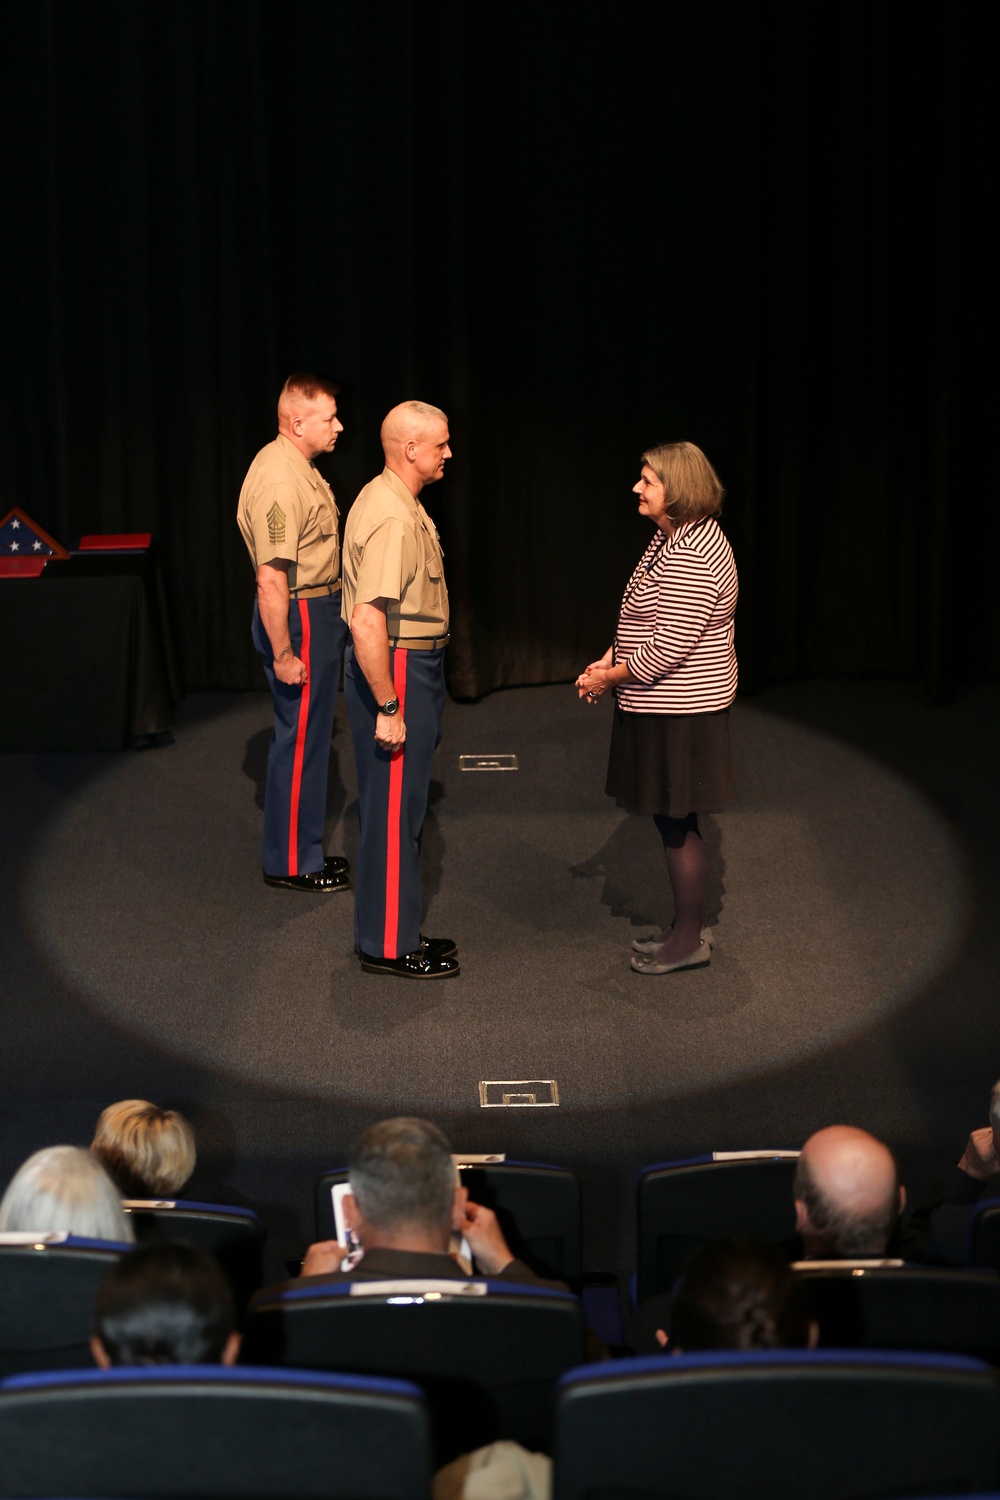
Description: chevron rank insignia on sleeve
266,503,286,545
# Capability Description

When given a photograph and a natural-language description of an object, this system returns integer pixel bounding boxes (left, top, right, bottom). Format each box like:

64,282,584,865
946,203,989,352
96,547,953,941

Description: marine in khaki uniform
341,400,459,977
237,373,350,892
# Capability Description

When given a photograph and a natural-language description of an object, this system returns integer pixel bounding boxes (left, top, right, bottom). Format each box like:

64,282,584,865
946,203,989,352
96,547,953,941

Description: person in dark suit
903,1081,1000,1264
266,1117,565,1291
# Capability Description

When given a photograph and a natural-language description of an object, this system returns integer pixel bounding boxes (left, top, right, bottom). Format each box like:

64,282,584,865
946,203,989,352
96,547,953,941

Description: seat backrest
968,1197,1000,1269
552,1349,1000,1500
0,1237,128,1378
243,1278,586,1463
797,1263,1000,1364
636,1154,799,1302
121,1199,264,1310
315,1162,582,1284
0,1364,430,1499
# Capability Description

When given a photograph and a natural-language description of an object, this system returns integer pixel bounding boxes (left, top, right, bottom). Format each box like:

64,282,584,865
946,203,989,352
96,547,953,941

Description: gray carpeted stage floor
2,679,998,1280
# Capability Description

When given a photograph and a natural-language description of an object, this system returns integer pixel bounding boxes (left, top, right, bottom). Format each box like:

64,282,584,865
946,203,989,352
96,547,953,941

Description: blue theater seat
122,1198,265,1309
0,1234,130,1378
552,1349,1000,1500
968,1198,1000,1270
243,1276,586,1462
0,1364,431,1499
796,1261,1000,1364
635,1151,800,1304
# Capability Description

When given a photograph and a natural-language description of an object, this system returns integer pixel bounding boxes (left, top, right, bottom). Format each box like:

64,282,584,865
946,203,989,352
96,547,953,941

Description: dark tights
651,812,705,962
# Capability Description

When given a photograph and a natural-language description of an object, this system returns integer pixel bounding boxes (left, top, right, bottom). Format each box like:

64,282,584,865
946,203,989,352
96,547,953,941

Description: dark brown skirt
605,705,732,817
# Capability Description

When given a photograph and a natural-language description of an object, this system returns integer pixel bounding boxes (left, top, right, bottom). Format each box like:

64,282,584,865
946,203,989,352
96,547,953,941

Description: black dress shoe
421,934,457,959
354,935,459,960
263,869,351,893
359,948,460,979
325,855,350,876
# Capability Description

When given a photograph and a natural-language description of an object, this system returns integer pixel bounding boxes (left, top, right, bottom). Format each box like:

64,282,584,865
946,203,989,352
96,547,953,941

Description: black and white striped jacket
615,517,738,714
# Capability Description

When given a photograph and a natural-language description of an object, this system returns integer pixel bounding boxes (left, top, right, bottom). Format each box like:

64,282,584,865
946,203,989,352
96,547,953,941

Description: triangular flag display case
0,507,70,576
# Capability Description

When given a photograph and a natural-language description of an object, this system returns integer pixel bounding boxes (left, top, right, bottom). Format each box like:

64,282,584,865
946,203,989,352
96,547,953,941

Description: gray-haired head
348,1117,457,1234
0,1146,135,1243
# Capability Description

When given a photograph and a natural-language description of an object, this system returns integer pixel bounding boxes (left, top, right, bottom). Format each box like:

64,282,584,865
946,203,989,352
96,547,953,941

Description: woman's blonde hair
92,1100,196,1199
641,441,725,525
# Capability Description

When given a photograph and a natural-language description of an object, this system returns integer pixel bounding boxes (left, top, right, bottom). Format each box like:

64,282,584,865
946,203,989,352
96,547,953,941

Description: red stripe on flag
383,650,409,958
287,602,312,877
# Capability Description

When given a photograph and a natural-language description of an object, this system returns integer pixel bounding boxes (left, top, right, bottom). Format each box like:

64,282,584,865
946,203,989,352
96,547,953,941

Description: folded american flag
0,507,68,559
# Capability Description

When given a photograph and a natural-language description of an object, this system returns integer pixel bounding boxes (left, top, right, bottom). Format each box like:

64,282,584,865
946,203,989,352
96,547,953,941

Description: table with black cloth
0,551,180,751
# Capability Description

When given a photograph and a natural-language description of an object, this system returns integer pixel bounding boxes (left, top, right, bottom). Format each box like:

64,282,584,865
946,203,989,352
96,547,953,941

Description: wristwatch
379,697,400,716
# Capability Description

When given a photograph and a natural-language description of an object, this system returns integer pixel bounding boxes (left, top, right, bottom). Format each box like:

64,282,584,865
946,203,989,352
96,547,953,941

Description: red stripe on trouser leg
383,649,409,958
287,601,312,877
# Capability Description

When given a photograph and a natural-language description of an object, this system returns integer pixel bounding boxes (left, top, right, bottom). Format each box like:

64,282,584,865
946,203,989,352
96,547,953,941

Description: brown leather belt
388,632,450,651
290,582,342,600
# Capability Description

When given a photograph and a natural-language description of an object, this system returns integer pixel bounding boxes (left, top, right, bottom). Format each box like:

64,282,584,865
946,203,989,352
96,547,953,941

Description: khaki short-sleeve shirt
237,434,340,593
341,468,449,636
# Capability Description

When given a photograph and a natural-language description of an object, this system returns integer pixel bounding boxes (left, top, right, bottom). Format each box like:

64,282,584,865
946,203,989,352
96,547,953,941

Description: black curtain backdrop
2,1,993,702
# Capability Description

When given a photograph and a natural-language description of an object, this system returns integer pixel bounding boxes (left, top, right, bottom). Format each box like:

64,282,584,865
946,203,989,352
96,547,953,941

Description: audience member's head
345,1116,463,1251
666,1237,816,1352
0,1146,134,1242
91,1242,239,1367
794,1125,904,1258
91,1099,196,1198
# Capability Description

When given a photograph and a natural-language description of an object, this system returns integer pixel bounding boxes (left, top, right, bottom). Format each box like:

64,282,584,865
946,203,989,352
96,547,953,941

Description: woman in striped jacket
576,442,737,975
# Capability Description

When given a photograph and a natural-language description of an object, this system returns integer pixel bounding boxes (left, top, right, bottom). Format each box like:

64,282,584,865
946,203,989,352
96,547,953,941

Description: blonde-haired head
92,1099,196,1199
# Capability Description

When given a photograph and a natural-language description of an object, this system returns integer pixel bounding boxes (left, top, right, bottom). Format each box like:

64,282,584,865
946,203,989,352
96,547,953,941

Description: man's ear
794,1198,809,1235
222,1331,242,1367
898,1184,907,1216
343,1192,360,1233
451,1184,469,1231
89,1335,112,1369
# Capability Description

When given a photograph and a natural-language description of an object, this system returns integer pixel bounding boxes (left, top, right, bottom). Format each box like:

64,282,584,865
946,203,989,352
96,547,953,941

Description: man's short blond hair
277,372,340,423
92,1100,196,1199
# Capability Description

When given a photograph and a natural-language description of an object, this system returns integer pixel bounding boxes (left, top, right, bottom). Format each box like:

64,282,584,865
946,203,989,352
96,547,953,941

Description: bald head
381,401,451,496
381,401,447,451
794,1126,904,1258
